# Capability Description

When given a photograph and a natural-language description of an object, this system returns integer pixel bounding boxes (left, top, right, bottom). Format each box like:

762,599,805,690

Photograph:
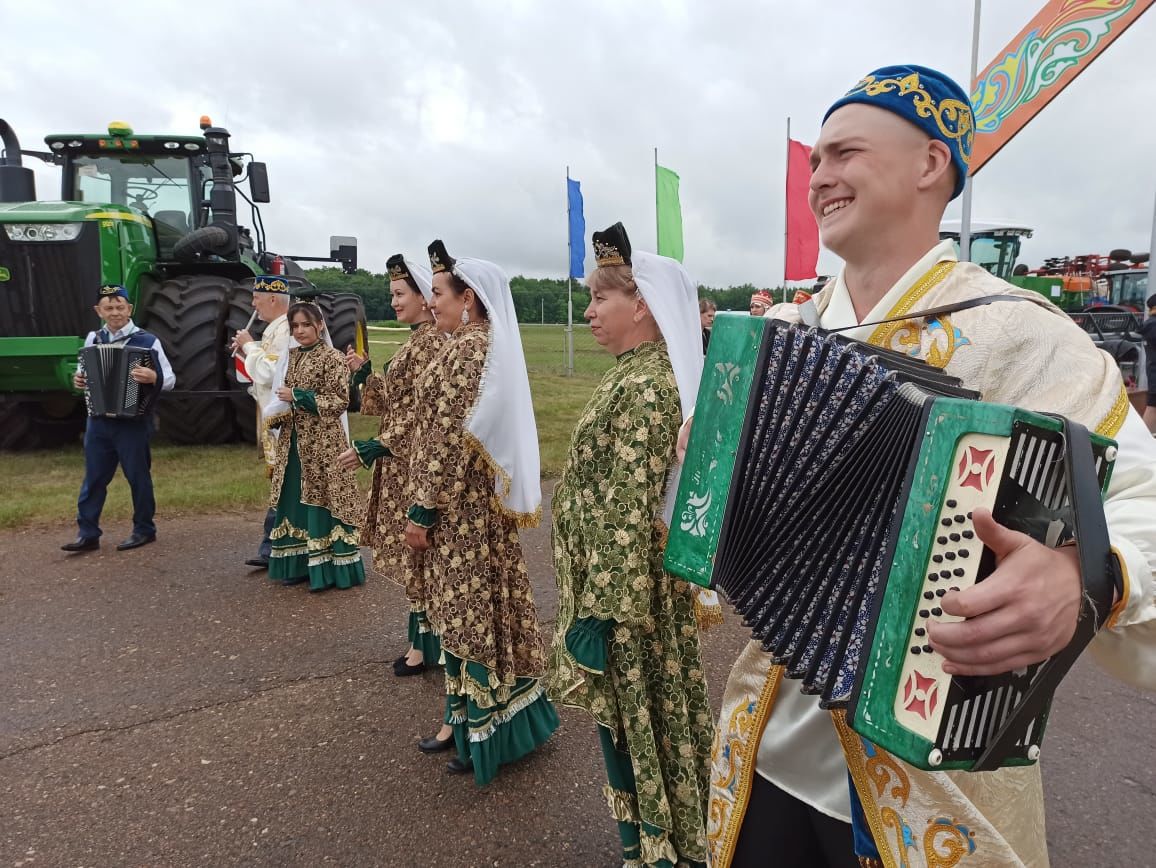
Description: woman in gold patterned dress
548,223,715,867
265,302,365,591
403,239,559,785
339,254,446,676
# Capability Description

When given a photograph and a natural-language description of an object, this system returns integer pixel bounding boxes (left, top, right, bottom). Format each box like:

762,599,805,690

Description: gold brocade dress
352,322,446,658
407,320,559,786
267,342,365,590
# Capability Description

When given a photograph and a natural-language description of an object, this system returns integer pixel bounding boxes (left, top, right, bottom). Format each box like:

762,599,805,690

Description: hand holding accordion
665,314,1120,772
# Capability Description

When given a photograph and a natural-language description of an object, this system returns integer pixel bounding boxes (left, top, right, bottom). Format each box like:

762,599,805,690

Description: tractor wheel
172,225,233,262
224,285,260,445
0,396,86,451
142,274,239,444
1108,248,1132,262
317,293,369,412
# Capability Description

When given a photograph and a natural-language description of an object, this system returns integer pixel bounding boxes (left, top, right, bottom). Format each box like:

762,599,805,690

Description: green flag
655,163,684,262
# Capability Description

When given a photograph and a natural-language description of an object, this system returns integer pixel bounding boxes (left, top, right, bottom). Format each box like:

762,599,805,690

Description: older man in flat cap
705,64,1156,868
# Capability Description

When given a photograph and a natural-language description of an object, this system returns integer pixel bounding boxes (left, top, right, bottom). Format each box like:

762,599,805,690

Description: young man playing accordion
702,65,1156,867
63,284,175,553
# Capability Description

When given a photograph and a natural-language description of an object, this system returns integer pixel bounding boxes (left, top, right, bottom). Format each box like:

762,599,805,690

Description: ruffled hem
461,429,542,528
270,548,365,590
407,610,442,664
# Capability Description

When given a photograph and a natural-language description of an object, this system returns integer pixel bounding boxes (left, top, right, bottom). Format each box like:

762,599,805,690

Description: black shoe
245,557,269,569
395,658,426,677
446,756,473,775
418,734,454,754
61,537,99,552
392,653,409,669
116,533,156,551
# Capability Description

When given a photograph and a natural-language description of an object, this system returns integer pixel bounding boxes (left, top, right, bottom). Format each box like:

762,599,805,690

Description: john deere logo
0,266,10,282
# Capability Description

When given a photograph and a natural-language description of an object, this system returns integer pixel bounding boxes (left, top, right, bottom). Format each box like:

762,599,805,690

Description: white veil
452,257,542,525
262,304,350,439
402,256,434,303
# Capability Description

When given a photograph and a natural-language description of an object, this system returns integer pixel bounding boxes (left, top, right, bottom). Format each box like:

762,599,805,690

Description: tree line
304,267,809,323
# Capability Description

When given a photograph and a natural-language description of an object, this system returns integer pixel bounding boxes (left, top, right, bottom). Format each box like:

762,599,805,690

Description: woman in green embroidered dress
265,302,365,591
340,254,446,676
403,240,559,785
549,223,714,867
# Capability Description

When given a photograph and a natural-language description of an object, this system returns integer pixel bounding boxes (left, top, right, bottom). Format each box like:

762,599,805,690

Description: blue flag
567,177,585,278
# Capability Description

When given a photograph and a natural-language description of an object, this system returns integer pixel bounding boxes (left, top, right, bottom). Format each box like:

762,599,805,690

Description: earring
461,308,470,325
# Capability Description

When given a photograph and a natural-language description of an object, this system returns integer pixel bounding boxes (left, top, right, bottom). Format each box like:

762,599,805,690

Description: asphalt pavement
1,489,1153,867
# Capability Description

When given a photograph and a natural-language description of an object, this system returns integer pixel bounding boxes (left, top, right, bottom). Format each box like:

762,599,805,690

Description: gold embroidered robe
707,256,1156,868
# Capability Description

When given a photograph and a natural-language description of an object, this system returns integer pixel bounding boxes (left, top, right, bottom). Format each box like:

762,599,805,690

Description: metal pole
566,166,574,376
959,0,982,263
783,116,791,303
654,147,660,252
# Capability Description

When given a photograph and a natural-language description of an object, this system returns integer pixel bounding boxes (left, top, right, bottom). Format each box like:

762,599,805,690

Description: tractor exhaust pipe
0,119,36,202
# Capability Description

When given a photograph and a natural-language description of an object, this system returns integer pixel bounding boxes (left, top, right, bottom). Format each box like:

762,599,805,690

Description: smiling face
809,103,953,263
430,272,471,333
94,295,133,332
390,278,430,325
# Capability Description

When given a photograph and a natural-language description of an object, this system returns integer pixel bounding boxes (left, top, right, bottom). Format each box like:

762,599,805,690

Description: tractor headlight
3,223,84,242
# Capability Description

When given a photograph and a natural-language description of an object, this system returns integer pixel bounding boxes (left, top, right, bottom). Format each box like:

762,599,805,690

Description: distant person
1143,293,1156,434
749,289,774,316
338,254,446,677
232,276,291,569
262,302,365,590
63,284,174,553
700,297,717,351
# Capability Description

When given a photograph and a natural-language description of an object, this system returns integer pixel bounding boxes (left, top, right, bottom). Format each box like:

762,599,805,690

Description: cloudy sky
2,0,1153,286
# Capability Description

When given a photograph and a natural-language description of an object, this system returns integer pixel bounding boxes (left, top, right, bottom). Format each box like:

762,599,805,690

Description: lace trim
466,683,547,743
639,828,679,867
603,784,639,823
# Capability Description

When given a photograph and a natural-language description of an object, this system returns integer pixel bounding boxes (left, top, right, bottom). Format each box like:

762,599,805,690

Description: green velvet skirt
443,651,559,787
407,609,442,664
269,432,365,591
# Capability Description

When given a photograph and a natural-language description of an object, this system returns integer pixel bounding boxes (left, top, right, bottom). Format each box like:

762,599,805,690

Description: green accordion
665,313,1119,771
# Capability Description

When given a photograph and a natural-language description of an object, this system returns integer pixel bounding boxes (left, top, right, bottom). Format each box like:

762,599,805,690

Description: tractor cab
938,220,1033,282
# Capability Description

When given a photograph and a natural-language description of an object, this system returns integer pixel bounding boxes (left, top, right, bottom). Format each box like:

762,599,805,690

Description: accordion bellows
666,314,1117,771
79,344,158,418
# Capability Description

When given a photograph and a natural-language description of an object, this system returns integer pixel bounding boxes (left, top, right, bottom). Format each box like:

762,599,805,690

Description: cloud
2,0,1152,286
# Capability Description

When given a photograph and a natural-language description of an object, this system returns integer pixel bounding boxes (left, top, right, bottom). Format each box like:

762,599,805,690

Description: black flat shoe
394,659,426,677
392,654,409,669
117,533,156,551
61,537,99,552
446,756,473,775
418,734,454,754
245,557,269,569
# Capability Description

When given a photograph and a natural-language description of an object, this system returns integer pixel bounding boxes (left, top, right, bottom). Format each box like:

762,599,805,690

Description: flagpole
782,116,791,304
566,166,574,376
959,0,982,263
654,147,660,251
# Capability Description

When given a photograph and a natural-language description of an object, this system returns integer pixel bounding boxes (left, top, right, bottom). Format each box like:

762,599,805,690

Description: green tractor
0,117,367,449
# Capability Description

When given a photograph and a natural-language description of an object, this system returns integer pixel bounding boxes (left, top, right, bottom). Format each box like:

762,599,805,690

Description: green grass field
2,324,613,530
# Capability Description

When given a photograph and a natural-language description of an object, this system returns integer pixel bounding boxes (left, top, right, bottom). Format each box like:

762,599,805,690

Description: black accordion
665,313,1119,771
79,344,158,419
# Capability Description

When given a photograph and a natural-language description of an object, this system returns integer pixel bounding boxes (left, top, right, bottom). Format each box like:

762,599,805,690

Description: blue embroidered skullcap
252,275,291,294
823,65,974,199
97,284,129,301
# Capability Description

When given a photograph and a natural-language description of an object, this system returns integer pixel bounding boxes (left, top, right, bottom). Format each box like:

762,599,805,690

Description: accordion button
962,530,975,539
953,568,965,577
946,499,958,508
923,591,934,600
941,518,953,527
945,552,956,561
914,627,926,637
949,533,961,542
922,644,934,654
940,570,951,579
931,607,943,617
932,555,943,563
928,574,938,582
936,588,947,597
911,646,922,655
967,511,973,519
937,536,948,545
959,549,970,558
954,515,966,524
950,586,960,593
919,609,930,618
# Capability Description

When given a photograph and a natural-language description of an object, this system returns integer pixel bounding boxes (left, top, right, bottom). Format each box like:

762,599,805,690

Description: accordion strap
821,293,1035,334
973,417,1120,770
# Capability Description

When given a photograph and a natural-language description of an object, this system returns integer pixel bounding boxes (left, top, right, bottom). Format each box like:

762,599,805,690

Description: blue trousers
76,416,156,539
